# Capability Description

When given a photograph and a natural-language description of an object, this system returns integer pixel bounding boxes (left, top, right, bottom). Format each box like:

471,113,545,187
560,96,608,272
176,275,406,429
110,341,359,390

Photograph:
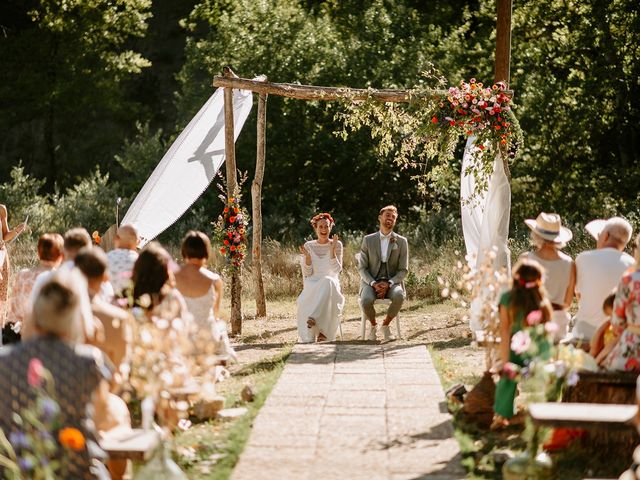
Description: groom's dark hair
379,205,398,216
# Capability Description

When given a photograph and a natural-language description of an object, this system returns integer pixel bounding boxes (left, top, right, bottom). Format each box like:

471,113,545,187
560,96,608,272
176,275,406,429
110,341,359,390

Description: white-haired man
571,217,635,341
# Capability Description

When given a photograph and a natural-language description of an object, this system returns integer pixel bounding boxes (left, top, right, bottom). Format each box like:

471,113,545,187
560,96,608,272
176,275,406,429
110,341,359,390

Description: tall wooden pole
495,0,513,181
252,92,268,318
223,67,242,335
494,0,513,85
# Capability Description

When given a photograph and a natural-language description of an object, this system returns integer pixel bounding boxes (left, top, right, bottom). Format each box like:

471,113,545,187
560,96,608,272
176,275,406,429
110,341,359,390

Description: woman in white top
297,213,345,343
174,231,223,327
520,212,575,341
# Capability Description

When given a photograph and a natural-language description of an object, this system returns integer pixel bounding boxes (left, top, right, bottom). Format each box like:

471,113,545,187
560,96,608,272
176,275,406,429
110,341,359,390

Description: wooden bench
529,402,638,431
100,428,161,461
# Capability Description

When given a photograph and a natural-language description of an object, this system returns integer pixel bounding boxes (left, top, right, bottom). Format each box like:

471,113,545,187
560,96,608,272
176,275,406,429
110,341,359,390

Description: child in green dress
492,258,553,429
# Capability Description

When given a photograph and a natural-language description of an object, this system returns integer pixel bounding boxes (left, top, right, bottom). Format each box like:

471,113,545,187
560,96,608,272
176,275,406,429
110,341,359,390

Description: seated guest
571,217,634,341
297,213,344,343
493,258,553,429
589,291,616,362
0,269,112,479
174,231,223,327
74,247,132,479
132,241,191,323
521,213,575,341
25,228,95,341
602,234,640,371
5,233,64,343
106,224,139,296
75,247,130,370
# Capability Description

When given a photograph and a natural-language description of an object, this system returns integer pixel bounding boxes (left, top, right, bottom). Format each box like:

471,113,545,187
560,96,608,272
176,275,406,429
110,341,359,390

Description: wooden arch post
252,91,268,318
495,0,513,181
223,67,243,335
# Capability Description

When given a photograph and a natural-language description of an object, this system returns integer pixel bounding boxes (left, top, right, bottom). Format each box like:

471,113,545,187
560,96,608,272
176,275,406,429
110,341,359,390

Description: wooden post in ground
495,0,513,181
223,66,242,335
252,92,268,318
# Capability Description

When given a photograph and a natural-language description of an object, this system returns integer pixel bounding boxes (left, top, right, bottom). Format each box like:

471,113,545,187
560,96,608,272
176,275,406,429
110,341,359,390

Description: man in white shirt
571,217,635,341
106,224,139,296
358,205,409,341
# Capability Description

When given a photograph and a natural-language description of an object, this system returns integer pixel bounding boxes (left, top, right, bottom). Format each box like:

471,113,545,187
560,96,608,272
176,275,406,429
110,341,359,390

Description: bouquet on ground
214,196,249,272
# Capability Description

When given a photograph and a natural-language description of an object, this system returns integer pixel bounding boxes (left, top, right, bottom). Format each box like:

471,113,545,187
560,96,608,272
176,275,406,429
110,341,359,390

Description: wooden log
213,76,513,103
223,67,242,335
252,92,268,318
494,0,513,85
562,370,640,457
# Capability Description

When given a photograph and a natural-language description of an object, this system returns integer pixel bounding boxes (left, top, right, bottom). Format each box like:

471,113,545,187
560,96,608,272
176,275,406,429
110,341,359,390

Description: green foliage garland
337,73,524,197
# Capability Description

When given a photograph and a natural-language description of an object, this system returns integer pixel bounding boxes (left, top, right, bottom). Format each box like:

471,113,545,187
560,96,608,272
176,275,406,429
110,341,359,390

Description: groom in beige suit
358,205,409,341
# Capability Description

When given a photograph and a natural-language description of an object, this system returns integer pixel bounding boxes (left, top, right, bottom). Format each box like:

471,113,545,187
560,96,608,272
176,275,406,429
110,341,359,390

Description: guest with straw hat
520,213,575,341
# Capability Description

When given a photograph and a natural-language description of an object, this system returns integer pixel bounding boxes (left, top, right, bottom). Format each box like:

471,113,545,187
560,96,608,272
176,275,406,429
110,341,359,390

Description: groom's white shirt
379,231,392,262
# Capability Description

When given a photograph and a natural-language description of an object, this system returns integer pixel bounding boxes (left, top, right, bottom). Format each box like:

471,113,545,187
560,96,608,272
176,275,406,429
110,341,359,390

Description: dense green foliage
0,0,638,241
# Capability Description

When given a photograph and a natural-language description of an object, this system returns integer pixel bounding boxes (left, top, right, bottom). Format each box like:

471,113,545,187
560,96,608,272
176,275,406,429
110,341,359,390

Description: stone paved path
231,343,466,480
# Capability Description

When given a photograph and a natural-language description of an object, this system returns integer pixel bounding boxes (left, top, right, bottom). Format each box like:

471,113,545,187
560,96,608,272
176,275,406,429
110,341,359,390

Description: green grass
172,346,292,479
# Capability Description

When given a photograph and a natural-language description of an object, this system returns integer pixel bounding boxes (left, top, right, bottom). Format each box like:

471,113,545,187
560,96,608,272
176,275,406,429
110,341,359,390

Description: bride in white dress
297,213,345,343
174,231,236,362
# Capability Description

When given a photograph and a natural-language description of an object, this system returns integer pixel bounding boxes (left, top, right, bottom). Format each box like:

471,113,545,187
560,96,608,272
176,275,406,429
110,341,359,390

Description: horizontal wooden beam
214,75,513,104
213,76,439,103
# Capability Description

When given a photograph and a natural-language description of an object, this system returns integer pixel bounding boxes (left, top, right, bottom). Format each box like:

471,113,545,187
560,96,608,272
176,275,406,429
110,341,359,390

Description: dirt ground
225,294,487,387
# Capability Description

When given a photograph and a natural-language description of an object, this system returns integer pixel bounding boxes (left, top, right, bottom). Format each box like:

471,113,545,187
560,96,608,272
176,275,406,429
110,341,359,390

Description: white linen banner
122,86,254,246
460,136,511,330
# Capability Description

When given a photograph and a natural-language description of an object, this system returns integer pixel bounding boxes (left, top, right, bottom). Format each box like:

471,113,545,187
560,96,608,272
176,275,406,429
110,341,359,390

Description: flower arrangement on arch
337,70,525,198
0,358,86,478
214,196,249,272
430,79,515,151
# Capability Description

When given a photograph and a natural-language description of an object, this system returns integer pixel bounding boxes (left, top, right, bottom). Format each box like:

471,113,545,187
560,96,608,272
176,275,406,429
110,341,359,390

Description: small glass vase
502,451,553,480
133,439,187,480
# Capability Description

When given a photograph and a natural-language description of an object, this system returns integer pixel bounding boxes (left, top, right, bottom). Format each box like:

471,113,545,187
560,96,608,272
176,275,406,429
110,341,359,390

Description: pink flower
510,330,532,355
502,362,519,380
526,310,543,326
28,358,44,387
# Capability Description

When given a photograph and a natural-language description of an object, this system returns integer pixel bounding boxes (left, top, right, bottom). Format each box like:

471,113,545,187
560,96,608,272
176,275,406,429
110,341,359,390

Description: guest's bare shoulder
0,204,6,218
200,267,221,283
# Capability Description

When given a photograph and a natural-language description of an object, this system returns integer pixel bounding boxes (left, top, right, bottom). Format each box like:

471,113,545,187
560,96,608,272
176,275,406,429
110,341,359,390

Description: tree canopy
1,0,638,240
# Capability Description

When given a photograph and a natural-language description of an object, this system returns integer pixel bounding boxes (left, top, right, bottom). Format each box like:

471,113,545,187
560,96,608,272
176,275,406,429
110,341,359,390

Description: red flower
230,245,236,252
223,207,229,213
449,120,455,126
229,216,236,223
625,357,640,371
478,145,486,151
431,116,438,124
220,247,226,254
223,239,229,246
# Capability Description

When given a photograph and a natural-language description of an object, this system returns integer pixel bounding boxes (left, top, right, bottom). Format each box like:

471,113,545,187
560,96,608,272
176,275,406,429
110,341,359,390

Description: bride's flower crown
310,213,335,228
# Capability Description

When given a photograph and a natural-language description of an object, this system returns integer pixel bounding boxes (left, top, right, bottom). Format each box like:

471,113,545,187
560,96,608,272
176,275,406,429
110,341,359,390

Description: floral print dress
603,268,640,371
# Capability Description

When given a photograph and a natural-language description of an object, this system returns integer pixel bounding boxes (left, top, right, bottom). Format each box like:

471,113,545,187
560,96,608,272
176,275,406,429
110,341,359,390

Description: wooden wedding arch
215,0,513,335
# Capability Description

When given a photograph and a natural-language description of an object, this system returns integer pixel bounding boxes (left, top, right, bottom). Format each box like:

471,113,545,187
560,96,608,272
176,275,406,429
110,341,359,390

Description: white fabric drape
460,136,511,331
122,87,254,246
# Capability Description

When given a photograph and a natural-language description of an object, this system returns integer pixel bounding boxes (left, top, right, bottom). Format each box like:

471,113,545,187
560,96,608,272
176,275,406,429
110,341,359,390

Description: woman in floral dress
602,234,640,371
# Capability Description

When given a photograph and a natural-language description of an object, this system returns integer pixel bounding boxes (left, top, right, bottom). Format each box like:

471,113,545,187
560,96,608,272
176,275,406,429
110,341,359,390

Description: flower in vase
511,330,532,355
27,358,44,387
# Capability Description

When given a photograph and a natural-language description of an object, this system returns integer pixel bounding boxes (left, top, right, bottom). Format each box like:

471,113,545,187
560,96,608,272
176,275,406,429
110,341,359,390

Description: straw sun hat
524,212,573,244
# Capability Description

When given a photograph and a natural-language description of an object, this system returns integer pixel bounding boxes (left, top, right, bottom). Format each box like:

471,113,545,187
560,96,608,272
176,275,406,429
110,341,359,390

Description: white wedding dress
297,240,345,343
